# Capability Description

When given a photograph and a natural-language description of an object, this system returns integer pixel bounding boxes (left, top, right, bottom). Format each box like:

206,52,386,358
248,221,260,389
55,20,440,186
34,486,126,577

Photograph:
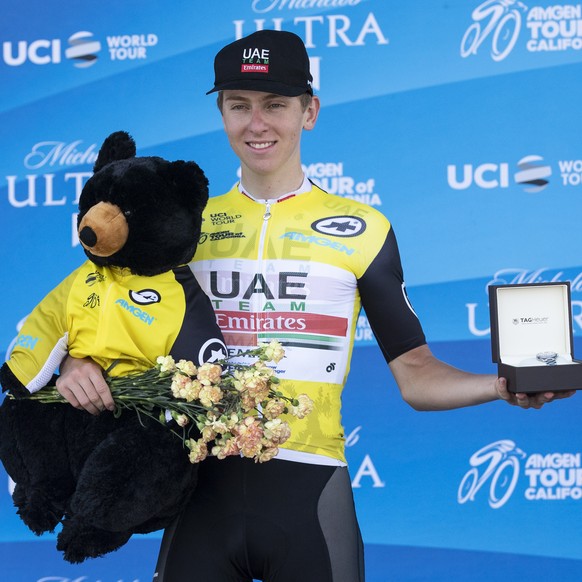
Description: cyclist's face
220,90,319,184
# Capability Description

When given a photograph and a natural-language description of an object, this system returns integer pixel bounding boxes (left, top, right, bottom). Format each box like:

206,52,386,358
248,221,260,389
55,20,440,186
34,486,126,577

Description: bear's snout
78,201,129,257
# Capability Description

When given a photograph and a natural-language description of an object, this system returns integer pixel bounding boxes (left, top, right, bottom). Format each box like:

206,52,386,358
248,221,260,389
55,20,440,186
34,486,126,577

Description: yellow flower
225,412,241,429
170,374,189,397
290,393,314,419
234,417,264,458
198,384,223,408
197,363,223,385
186,438,208,463
241,391,258,412
263,398,286,420
261,340,285,364
176,359,198,376
172,412,190,427
253,360,275,376
211,435,241,459
232,368,252,391
205,414,231,435
156,355,176,373
171,375,201,402
263,418,292,445
233,364,272,404
256,446,279,463
201,425,216,442
245,376,270,402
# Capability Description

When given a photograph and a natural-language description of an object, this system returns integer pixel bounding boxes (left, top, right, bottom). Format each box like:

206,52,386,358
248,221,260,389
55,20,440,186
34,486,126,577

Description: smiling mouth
248,141,275,150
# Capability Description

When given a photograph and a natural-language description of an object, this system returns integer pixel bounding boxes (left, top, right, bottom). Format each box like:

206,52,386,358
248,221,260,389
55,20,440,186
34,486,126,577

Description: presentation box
489,282,582,393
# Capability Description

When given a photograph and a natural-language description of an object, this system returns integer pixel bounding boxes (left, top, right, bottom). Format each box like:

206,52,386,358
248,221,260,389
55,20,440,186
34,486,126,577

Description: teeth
249,142,274,149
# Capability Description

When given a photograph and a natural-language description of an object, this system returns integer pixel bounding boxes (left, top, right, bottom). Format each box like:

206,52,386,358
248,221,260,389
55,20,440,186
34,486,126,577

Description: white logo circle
311,216,366,237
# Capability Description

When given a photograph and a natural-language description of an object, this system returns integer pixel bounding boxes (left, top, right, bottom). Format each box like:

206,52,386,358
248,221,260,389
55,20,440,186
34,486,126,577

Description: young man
57,30,573,582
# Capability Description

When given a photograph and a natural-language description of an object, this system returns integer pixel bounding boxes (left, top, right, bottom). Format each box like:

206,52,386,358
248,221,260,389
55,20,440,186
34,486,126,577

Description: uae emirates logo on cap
241,47,270,74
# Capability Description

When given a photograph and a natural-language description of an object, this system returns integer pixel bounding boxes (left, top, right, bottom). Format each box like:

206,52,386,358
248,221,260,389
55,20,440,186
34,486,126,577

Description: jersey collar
238,174,311,203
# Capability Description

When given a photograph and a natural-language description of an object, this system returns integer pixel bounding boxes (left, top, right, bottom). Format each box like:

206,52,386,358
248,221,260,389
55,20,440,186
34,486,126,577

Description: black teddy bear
0,131,226,563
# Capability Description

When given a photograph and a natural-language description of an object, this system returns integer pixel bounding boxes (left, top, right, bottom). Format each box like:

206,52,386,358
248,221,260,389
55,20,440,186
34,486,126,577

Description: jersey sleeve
5,270,78,394
170,265,227,365
358,227,426,362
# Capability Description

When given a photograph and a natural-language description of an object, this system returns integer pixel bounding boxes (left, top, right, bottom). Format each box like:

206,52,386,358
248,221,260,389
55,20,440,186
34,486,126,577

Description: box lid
489,282,574,366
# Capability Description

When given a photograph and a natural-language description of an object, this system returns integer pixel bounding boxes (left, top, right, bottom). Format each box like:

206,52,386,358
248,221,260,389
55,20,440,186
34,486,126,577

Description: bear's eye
124,210,132,217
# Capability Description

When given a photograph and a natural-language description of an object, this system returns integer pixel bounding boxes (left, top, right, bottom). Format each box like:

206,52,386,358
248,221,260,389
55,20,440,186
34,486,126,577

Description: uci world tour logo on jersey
311,216,367,237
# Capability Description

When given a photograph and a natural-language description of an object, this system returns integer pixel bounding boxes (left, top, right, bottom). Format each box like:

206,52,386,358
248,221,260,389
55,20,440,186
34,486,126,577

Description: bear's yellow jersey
7,262,226,395
191,182,426,464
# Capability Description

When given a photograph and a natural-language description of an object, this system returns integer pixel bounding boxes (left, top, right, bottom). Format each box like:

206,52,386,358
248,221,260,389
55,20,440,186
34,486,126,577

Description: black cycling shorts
153,455,365,582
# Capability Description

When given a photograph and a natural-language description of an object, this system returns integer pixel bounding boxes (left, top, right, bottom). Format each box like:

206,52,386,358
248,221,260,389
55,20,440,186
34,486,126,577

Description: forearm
390,346,498,410
389,344,574,411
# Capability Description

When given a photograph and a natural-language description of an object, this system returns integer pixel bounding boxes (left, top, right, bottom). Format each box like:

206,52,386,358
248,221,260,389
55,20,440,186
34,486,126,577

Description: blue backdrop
2,1,582,580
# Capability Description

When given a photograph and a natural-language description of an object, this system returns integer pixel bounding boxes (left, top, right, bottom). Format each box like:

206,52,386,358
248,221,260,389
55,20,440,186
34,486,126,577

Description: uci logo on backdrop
2,30,158,68
447,155,552,192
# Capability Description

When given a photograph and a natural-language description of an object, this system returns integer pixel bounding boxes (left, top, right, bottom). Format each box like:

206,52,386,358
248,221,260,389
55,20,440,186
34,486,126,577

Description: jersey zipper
249,193,296,334
263,200,272,221
257,199,272,263
255,200,274,332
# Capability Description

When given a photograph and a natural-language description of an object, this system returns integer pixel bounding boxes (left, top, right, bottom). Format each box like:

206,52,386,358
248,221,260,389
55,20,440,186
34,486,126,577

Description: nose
247,106,268,133
78,201,129,257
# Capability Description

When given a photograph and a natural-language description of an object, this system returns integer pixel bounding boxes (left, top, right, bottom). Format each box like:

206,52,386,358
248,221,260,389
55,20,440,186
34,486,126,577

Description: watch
536,351,558,366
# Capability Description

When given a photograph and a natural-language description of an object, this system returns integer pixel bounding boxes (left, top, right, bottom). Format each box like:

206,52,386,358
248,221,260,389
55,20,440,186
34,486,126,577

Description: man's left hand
496,377,576,409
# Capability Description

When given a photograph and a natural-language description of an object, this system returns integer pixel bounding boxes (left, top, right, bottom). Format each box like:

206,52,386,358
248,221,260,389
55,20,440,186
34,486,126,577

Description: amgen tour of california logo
458,439,582,508
461,0,582,61
461,0,528,61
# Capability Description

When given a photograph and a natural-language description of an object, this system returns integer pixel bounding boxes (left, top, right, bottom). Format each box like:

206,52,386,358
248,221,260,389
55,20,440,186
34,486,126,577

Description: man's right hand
56,356,115,415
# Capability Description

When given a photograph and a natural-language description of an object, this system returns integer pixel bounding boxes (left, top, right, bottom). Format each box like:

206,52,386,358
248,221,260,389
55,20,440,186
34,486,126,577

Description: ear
162,160,209,206
93,131,137,173
303,95,320,131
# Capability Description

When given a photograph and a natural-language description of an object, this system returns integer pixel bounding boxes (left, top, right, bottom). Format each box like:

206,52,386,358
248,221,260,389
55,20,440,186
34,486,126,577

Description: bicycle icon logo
458,439,526,508
461,0,528,62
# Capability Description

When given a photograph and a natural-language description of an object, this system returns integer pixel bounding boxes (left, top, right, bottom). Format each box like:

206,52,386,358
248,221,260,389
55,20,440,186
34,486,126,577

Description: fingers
521,390,577,409
513,392,549,410
56,357,114,415
497,376,577,410
57,381,101,415
94,378,116,411
552,389,577,400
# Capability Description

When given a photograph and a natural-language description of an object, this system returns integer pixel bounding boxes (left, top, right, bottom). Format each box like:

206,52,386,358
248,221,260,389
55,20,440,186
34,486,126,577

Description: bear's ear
168,160,209,201
93,131,137,173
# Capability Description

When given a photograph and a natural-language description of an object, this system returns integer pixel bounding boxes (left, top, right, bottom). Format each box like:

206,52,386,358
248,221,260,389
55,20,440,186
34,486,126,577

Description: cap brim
206,79,312,97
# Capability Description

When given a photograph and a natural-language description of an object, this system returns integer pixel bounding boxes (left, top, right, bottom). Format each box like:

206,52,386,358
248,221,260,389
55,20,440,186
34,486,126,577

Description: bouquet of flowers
26,340,313,464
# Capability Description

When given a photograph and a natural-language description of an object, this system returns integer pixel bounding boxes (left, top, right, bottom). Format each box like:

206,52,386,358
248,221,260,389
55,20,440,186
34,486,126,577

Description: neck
240,168,305,200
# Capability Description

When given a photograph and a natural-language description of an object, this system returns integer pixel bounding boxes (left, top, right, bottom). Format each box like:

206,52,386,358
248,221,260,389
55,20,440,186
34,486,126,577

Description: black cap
207,30,313,97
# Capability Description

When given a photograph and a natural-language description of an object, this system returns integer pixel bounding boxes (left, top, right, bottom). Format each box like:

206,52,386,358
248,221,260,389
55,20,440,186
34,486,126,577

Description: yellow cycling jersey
7,262,226,395
191,182,426,463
